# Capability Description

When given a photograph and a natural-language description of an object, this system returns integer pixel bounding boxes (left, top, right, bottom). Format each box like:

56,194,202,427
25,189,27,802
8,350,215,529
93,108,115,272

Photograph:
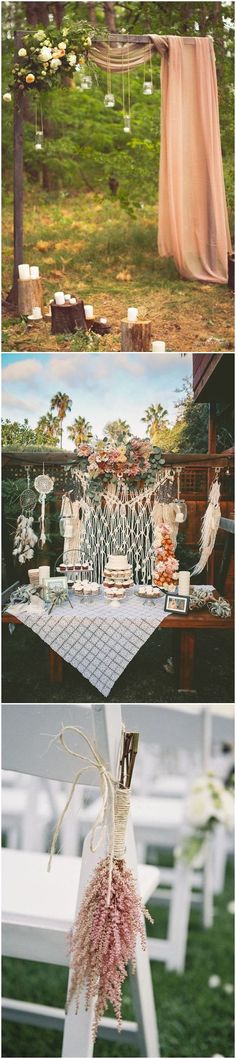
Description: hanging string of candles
104,38,115,108
122,38,131,133
143,42,153,95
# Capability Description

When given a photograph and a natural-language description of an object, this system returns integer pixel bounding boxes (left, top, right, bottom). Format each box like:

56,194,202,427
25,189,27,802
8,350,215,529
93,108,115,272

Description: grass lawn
2,189,234,353
2,623,234,703
2,859,234,1058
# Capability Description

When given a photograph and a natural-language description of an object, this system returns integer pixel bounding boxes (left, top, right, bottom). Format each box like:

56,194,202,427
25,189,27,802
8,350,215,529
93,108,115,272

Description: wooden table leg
178,629,196,692
49,647,63,684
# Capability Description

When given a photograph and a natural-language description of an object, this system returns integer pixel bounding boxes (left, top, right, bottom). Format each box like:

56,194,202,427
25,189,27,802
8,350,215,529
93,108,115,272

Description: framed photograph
164,592,189,615
43,576,68,594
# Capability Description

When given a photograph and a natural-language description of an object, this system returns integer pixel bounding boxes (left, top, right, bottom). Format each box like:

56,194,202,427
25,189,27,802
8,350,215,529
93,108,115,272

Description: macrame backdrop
60,473,178,584
89,35,231,284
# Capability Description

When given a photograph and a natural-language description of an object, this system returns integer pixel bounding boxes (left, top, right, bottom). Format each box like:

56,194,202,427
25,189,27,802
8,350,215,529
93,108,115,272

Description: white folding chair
2,703,160,1058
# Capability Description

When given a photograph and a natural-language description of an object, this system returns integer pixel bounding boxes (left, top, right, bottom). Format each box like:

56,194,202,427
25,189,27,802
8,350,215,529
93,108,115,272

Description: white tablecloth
8,589,168,697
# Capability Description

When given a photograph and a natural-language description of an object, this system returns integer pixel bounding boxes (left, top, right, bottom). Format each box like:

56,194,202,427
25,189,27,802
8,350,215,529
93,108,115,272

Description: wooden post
6,32,24,308
121,319,151,352
207,401,217,584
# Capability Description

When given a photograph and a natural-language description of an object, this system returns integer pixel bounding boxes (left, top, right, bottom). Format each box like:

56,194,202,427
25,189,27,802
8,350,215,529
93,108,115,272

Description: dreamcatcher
34,467,54,547
13,469,38,564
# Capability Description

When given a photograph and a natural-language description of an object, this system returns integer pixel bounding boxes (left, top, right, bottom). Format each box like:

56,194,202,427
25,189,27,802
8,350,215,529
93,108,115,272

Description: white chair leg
129,933,160,1057
212,824,227,895
62,990,95,1058
167,862,192,972
203,837,214,928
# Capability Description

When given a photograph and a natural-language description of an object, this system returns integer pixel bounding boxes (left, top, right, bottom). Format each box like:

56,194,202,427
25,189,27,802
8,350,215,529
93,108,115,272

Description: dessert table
3,586,233,696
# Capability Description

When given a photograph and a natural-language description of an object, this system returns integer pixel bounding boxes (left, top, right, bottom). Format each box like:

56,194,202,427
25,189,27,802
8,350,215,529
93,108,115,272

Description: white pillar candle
100,317,107,323
32,306,42,320
18,264,30,280
70,297,77,305
127,307,138,323
64,294,71,302
54,291,65,305
30,266,39,279
38,565,50,586
152,340,166,352
175,512,184,523
178,571,190,596
84,304,94,319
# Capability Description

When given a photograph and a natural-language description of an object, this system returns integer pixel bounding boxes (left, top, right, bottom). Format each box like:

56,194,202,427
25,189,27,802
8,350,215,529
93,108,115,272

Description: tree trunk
52,2,65,28
103,2,116,32
121,319,151,352
25,2,49,26
6,32,24,308
87,2,97,26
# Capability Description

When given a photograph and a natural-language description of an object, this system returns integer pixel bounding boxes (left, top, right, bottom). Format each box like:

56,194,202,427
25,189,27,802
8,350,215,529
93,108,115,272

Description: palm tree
141,403,169,442
104,419,131,446
50,392,72,448
68,416,93,448
36,413,60,446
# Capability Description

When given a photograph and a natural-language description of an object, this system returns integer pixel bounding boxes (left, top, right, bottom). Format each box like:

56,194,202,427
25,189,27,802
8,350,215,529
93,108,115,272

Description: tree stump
18,278,43,316
51,300,87,335
121,319,151,352
90,320,111,336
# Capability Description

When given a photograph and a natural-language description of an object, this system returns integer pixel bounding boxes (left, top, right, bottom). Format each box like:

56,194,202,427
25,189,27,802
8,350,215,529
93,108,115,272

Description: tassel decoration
191,477,221,577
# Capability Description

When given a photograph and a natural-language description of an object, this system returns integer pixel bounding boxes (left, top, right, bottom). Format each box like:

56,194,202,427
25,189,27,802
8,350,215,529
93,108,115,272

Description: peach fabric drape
157,36,232,283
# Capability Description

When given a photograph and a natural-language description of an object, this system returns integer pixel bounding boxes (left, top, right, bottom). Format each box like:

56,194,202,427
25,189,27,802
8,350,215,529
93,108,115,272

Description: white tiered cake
103,554,133,588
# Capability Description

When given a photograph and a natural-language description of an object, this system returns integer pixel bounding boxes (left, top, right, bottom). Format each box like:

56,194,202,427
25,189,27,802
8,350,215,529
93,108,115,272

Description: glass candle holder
143,81,153,95
104,92,115,108
35,131,43,151
80,75,92,90
123,113,131,133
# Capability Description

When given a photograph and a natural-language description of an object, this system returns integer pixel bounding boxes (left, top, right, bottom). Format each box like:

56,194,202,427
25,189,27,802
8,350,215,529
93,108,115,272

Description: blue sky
2,353,192,447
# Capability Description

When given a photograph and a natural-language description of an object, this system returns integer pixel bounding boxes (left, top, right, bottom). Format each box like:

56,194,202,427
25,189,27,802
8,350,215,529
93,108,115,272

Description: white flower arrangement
13,515,38,565
175,772,234,867
39,46,52,63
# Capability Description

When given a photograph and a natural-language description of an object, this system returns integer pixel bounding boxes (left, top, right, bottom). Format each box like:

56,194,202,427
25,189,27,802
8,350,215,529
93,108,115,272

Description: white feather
191,479,221,577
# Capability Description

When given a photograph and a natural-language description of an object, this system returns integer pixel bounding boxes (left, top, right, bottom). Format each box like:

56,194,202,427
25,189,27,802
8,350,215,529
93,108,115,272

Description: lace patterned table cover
8,589,169,697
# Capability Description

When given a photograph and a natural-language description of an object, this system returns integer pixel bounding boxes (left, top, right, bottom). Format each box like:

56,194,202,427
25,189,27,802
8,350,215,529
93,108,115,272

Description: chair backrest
121,703,211,769
2,704,123,787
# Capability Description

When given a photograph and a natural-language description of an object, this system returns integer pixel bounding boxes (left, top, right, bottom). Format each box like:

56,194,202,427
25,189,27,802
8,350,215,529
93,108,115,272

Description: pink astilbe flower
67,856,153,1040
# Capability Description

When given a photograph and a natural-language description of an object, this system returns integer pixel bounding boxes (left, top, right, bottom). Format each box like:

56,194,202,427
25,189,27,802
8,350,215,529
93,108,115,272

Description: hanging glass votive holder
143,80,153,96
35,130,43,151
123,113,131,133
104,92,115,108
80,74,92,90
174,499,188,525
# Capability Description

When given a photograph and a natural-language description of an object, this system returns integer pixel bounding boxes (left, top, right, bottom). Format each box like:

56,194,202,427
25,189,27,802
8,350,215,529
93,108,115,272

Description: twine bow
47,589,73,614
48,724,126,905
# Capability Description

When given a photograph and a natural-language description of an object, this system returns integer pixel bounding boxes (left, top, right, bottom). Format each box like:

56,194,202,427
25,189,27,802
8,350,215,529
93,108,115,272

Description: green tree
36,412,61,446
2,417,37,448
50,392,72,448
174,381,234,453
104,419,131,445
68,415,93,447
142,403,168,444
